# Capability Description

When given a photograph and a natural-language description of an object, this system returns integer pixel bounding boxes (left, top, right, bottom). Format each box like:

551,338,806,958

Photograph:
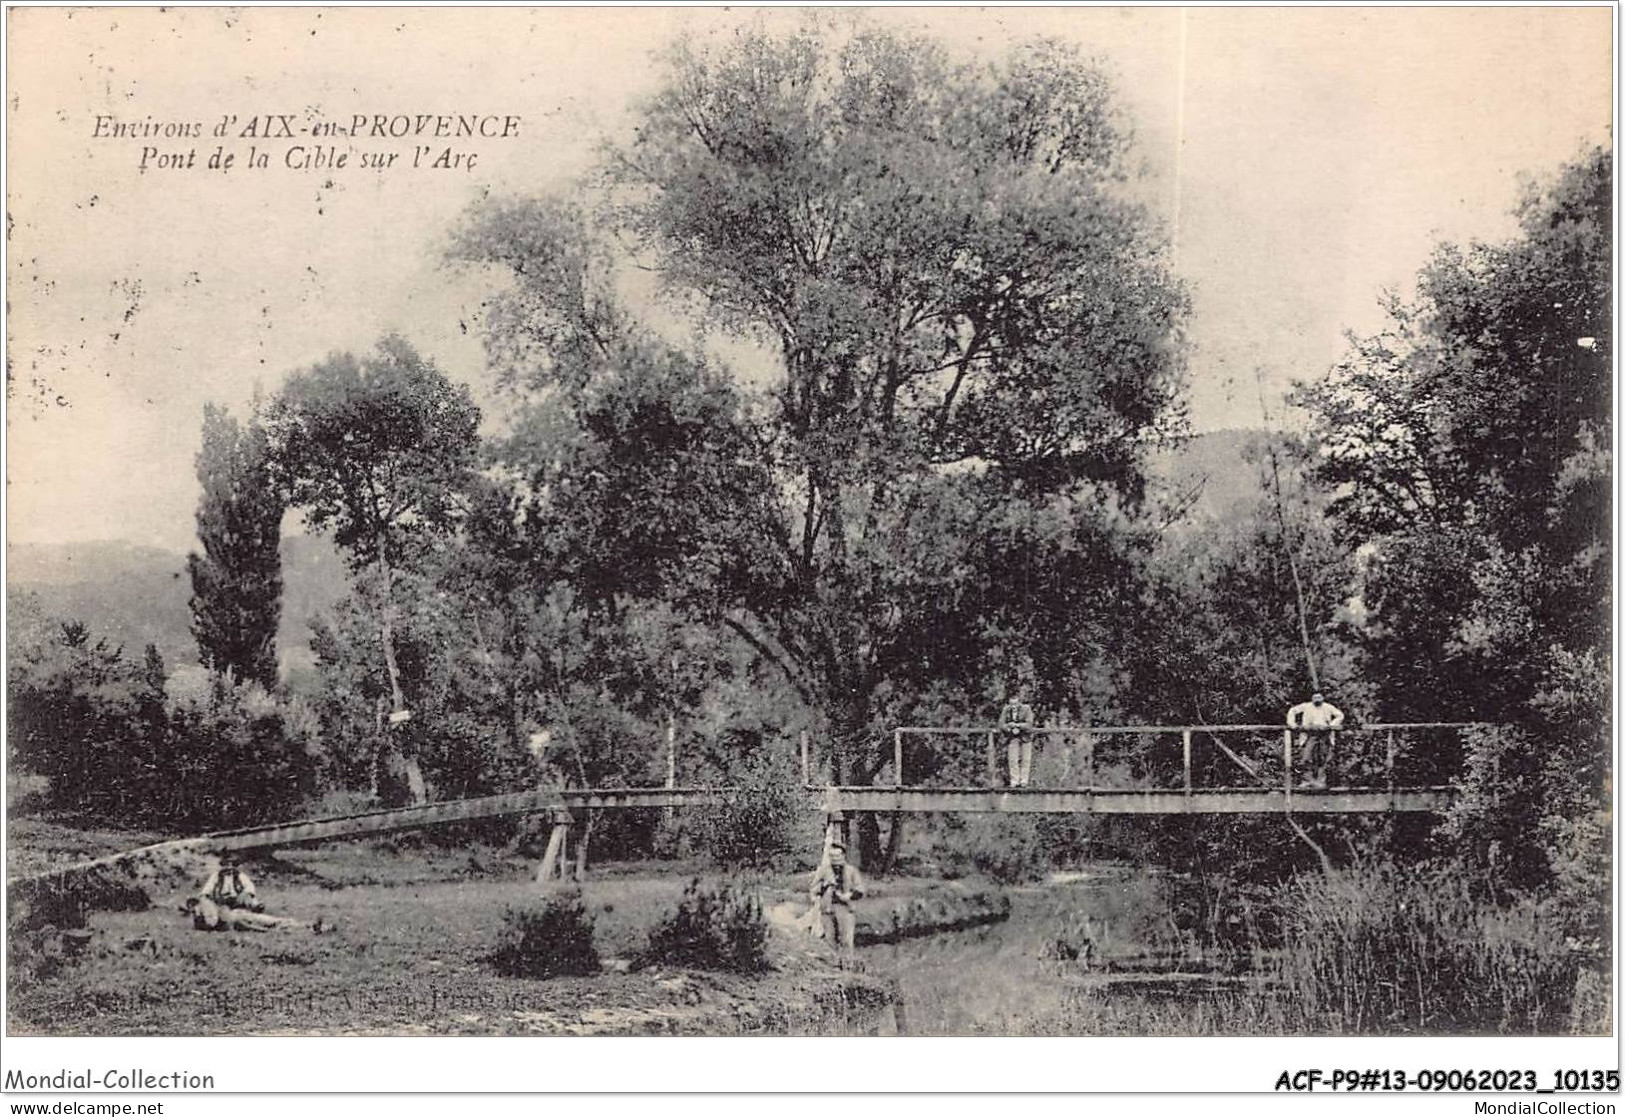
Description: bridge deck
202,782,1454,852
7,781,1457,896
819,786,1455,815
10,720,1479,895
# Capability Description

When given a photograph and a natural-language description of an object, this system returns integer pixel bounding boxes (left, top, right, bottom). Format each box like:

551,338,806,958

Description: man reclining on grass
183,853,329,933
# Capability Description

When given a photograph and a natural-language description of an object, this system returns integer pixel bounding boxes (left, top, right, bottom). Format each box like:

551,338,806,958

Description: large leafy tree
264,335,481,804
455,28,1183,822
453,25,1187,856
187,403,286,689
1294,145,1611,890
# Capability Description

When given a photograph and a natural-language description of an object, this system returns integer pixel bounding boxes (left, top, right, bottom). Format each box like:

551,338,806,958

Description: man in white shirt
1286,692,1344,789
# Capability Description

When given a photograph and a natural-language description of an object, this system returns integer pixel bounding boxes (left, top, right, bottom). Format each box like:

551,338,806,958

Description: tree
1294,145,1611,888
187,403,286,689
1296,145,1608,598
264,335,482,804
454,24,1187,859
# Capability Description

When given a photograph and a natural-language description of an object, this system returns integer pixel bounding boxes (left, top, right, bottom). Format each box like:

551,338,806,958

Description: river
862,866,1261,1036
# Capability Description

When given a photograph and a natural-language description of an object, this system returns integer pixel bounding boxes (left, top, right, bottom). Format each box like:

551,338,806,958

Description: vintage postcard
3,4,1614,1099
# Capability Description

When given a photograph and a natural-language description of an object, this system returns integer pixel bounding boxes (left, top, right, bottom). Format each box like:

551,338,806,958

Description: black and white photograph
1,2,1615,1092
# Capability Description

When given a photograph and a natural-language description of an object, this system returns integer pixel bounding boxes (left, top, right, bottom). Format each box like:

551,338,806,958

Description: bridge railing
884,723,1488,793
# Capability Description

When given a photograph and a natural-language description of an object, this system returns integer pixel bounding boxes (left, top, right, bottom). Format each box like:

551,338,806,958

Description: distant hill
8,535,349,676
7,431,1273,674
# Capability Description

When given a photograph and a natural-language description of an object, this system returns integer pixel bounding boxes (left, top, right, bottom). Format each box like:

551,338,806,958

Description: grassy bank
7,817,1602,1037
6,832,903,1037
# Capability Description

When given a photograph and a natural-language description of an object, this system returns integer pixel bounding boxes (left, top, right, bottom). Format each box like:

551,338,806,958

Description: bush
491,889,601,978
931,814,1058,884
683,737,822,870
644,878,770,973
1269,865,1578,1034
156,678,318,829
689,783,812,869
7,621,315,831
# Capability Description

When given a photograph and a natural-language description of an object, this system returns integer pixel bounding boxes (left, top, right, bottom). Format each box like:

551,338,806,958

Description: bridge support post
1386,729,1398,847
1283,729,1293,806
1182,729,1193,797
536,810,573,883
824,810,855,869
1385,729,1397,799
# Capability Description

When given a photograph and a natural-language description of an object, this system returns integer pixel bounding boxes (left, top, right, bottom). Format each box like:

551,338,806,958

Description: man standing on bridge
1286,692,1344,788
1000,685,1037,788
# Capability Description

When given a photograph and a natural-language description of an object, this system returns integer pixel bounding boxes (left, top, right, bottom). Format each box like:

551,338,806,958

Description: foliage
1296,145,1609,555
153,675,320,829
688,761,815,871
930,814,1054,885
1137,438,1365,727
263,335,481,571
187,403,285,688
264,334,482,805
643,878,771,973
452,21,1187,859
1293,145,1611,888
1269,866,1578,1034
305,565,540,801
491,889,601,978
7,617,316,831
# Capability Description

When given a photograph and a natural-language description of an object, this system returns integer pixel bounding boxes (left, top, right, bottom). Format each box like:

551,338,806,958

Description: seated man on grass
184,853,326,933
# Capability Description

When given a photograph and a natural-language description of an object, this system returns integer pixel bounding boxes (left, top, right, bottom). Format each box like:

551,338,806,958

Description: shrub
156,678,318,829
491,889,601,978
644,878,770,973
931,814,1057,884
690,783,811,869
7,620,315,831
684,740,821,870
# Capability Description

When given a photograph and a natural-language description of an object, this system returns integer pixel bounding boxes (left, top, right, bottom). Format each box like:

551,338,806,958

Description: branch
721,613,814,705
1257,371,1321,692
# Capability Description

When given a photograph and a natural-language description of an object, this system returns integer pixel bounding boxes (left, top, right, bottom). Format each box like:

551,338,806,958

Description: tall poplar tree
187,403,286,689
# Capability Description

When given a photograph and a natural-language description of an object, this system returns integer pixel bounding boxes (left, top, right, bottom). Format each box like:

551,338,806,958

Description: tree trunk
665,710,677,789
880,812,904,876
574,810,595,881
1258,377,1321,691
663,708,677,829
375,557,425,806
855,812,883,869
827,684,885,867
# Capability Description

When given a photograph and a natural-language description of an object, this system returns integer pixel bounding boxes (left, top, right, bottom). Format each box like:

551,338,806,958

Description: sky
5,6,1613,553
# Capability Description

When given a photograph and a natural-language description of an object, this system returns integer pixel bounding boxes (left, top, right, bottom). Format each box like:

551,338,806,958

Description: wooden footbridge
8,723,1474,898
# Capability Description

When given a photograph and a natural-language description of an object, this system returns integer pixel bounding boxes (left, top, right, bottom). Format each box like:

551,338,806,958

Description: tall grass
1266,865,1578,1034
903,864,1582,1036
